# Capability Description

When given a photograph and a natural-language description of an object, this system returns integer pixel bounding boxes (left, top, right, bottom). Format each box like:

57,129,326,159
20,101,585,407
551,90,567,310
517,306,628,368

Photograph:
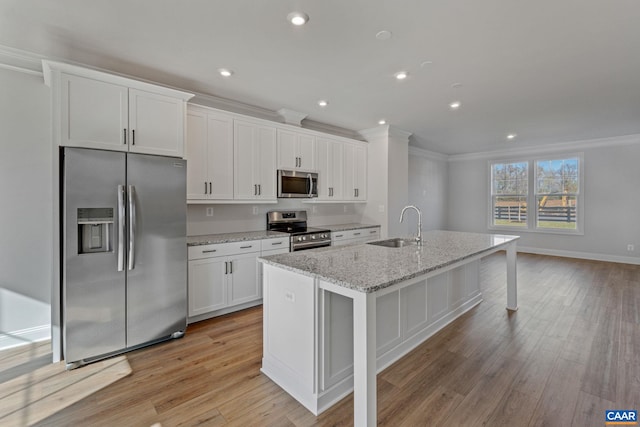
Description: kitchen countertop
259,230,519,293
187,230,288,246
317,223,380,232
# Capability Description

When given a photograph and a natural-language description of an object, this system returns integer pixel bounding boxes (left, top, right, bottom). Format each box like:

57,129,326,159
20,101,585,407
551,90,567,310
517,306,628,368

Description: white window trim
487,153,584,235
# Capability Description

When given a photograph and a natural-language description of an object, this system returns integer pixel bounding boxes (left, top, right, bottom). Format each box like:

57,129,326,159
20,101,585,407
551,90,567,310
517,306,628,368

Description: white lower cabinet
188,237,289,321
331,227,380,246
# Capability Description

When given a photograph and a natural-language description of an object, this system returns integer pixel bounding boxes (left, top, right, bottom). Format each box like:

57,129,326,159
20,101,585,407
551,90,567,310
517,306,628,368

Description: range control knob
311,235,316,240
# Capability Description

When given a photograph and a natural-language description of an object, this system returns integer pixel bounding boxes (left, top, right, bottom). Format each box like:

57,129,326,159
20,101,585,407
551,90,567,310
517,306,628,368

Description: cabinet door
277,129,298,169
188,257,227,317
128,89,185,157
61,74,128,151
256,126,277,199
186,110,208,199
234,120,258,199
227,252,260,306
343,143,356,200
207,113,234,199
297,133,316,170
354,143,367,200
316,138,332,200
329,140,344,200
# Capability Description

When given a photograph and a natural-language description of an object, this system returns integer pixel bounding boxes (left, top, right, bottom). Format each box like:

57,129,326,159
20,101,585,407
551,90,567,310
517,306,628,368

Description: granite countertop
259,230,519,293
318,223,380,232
187,230,288,246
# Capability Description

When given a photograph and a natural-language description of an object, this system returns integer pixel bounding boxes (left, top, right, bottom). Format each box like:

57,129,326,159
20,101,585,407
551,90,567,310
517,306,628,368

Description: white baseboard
0,325,51,351
518,246,640,265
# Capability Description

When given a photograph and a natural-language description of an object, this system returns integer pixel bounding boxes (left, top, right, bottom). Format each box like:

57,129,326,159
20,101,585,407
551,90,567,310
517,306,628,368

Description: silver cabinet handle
240,245,253,249
117,185,126,271
271,241,283,246
354,189,357,197
258,184,261,195
204,181,208,195
370,230,377,234
209,182,212,194
225,261,228,274
123,129,127,145
128,185,136,270
254,184,257,195
202,249,217,253
354,232,361,236
132,129,135,145
229,260,233,274
335,234,344,238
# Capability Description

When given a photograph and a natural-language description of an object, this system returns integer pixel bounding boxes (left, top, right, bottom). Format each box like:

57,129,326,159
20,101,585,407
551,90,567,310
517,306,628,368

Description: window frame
488,153,584,235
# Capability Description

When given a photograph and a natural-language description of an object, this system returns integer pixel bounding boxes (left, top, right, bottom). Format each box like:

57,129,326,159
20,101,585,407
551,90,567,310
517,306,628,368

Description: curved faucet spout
399,205,423,246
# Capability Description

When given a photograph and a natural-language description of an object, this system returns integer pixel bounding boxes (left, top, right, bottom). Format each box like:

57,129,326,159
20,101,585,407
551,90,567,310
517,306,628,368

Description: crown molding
448,133,640,162
0,44,44,76
190,92,281,122
277,108,307,127
358,125,412,142
408,146,449,162
302,119,363,140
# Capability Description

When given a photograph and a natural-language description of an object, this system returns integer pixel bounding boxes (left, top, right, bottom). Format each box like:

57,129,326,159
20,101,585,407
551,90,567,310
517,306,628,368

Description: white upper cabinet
61,74,128,151
234,119,277,200
44,61,193,158
277,129,316,170
186,107,234,200
343,142,367,201
128,89,186,157
316,137,344,200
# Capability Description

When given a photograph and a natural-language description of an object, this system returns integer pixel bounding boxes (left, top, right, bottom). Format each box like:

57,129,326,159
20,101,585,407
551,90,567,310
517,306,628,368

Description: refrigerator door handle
117,185,126,271
128,185,136,270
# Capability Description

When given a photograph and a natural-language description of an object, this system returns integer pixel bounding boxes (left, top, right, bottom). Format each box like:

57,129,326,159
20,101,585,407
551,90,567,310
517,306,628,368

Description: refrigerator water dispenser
77,207,114,254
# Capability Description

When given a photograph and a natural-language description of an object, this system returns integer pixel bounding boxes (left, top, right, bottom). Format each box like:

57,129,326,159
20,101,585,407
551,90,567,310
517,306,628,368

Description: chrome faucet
399,205,423,246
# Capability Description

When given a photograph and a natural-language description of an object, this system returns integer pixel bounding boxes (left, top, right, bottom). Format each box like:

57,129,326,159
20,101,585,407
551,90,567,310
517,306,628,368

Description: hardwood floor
6,253,640,426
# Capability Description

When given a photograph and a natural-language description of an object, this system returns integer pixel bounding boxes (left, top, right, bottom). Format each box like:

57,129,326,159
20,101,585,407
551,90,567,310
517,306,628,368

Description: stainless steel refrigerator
62,147,187,369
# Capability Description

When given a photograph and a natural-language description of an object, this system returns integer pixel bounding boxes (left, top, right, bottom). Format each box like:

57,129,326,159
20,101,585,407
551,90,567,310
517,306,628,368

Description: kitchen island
259,230,519,427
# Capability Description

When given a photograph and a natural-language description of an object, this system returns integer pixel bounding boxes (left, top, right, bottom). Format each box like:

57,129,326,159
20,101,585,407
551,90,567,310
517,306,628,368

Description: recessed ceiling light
218,68,233,77
449,101,461,110
375,30,392,40
378,119,386,125
287,12,309,26
507,133,517,140
394,71,408,80
317,99,328,107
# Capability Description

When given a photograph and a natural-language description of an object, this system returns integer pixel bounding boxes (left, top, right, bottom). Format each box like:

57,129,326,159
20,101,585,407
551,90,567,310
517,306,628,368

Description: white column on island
353,291,377,427
506,241,518,311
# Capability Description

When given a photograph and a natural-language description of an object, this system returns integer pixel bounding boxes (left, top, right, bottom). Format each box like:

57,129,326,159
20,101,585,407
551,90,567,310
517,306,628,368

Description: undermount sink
367,238,418,248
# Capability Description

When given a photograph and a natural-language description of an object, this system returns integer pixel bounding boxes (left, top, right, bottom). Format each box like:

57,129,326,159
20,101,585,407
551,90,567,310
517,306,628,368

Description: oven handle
307,173,313,197
291,240,332,251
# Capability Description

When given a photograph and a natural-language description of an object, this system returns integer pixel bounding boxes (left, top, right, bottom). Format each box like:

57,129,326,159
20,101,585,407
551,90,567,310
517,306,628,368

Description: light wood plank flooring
4,253,639,426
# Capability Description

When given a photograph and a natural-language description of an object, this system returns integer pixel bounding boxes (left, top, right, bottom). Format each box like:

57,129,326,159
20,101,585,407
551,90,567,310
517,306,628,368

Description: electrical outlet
627,244,635,252
205,207,214,217
252,206,259,215
378,205,385,213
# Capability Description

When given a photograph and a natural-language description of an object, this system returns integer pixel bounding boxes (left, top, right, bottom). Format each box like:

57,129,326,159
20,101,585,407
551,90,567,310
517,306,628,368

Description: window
490,155,582,233
491,162,528,227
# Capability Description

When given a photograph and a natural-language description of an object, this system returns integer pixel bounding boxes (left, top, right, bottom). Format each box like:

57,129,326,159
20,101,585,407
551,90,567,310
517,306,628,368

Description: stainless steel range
266,210,331,251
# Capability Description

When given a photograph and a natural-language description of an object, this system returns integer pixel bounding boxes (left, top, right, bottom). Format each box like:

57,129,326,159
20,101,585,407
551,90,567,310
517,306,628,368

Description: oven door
278,170,318,198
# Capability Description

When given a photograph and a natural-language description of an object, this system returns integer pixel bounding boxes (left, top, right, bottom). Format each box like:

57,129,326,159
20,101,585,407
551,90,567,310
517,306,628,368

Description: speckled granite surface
187,230,288,246
318,223,380,232
259,230,519,293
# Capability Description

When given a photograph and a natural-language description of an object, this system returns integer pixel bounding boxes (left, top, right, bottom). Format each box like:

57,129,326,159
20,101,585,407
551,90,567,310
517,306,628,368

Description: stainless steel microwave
277,170,318,198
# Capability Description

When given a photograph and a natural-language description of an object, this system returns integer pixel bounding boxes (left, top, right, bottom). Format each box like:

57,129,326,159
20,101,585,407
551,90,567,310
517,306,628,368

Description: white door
234,120,258,199
207,113,234,199
129,88,184,157
188,257,227,317
343,143,356,200
227,252,260,306
186,110,208,199
354,144,367,200
316,138,332,200
256,126,277,199
61,74,128,151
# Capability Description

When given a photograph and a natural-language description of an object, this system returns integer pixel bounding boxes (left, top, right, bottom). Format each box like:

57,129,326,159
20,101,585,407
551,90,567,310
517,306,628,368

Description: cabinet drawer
188,240,260,260
261,237,290,251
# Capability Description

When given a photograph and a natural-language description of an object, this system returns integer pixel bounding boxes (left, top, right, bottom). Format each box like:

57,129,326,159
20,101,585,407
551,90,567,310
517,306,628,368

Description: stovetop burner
266,210,332,251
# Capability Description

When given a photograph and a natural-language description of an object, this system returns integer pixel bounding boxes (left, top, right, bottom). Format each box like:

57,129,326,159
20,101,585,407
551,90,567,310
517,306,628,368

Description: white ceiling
1,0,639,154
